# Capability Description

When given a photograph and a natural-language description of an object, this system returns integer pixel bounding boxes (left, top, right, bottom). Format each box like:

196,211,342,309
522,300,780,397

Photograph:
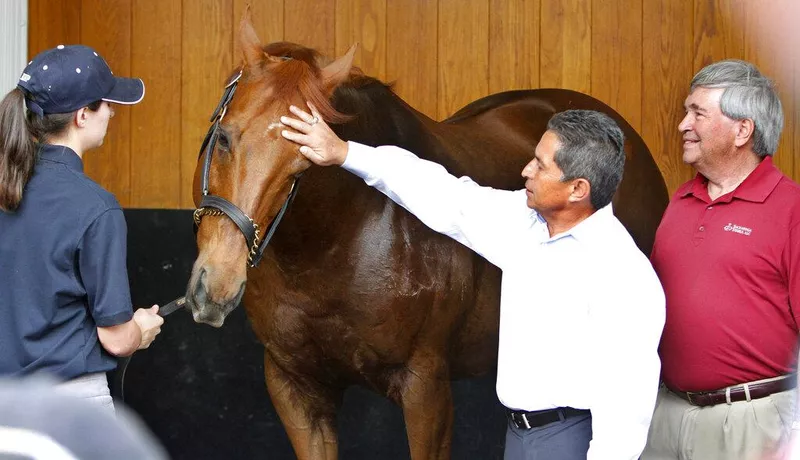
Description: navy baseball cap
17,44,145,116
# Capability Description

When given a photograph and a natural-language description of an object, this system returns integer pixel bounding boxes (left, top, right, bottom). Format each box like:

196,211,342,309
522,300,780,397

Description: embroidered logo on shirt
723,222,752,236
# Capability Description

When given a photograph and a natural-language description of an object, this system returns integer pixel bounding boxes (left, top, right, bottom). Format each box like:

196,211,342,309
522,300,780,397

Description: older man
642,60,800,459
281,107,665,459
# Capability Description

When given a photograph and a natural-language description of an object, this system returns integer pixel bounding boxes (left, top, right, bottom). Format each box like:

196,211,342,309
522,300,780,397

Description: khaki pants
641,382,795,460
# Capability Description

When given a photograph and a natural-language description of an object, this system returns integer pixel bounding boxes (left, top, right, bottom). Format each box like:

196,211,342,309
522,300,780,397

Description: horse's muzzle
186,268,245,327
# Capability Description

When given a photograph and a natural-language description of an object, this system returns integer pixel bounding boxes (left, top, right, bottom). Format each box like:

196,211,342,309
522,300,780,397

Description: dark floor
116,209,506,459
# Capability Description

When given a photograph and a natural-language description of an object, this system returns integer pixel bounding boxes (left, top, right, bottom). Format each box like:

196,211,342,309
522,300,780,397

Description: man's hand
280,103,349,166
133,305,164,350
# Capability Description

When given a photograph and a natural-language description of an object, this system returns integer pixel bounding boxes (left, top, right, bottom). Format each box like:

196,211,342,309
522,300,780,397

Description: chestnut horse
185,17,668,460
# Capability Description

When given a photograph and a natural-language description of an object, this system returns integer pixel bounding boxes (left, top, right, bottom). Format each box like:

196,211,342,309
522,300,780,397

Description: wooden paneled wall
28,0,800,209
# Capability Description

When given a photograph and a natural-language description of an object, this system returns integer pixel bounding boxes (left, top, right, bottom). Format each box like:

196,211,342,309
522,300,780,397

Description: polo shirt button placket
693,201,715,244
693,219,707,245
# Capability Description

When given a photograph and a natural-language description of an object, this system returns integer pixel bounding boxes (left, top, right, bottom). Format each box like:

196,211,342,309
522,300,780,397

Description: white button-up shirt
343,141,666,460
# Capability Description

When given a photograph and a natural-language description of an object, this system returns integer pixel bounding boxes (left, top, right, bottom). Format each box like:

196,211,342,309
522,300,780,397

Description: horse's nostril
193,268,208,306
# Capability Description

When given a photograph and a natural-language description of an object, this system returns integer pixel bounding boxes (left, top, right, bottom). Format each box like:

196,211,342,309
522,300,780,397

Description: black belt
507,407,590,430
669,374,796,407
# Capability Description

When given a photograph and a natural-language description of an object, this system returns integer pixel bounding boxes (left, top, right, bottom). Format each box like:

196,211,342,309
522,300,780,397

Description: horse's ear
320,44,358,93
239,7,265,67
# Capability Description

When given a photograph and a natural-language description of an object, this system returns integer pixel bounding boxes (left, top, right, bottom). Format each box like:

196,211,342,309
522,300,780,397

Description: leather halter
192,69,301,267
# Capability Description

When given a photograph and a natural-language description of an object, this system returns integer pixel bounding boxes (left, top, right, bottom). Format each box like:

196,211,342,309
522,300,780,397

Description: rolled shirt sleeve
77,209,134,327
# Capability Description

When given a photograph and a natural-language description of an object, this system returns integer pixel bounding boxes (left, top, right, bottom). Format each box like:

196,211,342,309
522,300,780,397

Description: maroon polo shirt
651,157,800,392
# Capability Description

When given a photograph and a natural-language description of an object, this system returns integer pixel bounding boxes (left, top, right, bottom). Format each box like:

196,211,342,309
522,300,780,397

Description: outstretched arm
281,103,532,269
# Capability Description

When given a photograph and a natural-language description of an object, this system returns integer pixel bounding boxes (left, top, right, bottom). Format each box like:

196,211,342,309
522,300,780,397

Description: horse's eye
217,133,230,151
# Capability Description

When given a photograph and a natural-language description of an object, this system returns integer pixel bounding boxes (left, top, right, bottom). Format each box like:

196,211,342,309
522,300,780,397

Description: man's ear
568,178,591,204
734,118,755,148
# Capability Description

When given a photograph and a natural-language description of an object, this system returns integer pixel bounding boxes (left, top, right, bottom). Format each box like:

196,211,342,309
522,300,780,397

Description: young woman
0,44,164,411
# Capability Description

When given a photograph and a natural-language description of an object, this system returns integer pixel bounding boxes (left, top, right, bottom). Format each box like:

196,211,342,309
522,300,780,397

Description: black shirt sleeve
77,208,134,327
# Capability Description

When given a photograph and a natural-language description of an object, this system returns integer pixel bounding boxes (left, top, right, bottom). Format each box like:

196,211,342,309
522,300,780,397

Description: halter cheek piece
193,69,301,267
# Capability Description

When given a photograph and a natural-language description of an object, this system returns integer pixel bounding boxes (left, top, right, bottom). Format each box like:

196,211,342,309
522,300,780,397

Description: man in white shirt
281,106,666,460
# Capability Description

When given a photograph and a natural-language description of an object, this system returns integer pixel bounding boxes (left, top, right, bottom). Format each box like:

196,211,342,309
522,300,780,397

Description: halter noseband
193,69,301,267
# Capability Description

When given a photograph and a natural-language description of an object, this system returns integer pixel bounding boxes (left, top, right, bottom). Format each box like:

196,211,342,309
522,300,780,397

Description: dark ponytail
0,88,75,212
0,89,35,212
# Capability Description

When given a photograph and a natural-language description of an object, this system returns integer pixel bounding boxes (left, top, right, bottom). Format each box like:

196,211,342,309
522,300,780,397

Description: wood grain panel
744,0,794,177
27,0,81,57
540,0,591,93
693,0,745,69
81,0,132,206
642,0,695,193
233,0,284,58
130,0,181,208
285,0,335,58
590,0,642,131
181,0,234,208
438,0,490,119
489,0,539,94
385,0,437,118
335,0,387,80
26,0,800,206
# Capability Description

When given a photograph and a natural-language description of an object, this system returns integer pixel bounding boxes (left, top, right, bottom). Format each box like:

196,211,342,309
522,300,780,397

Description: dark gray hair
691,59,783,157
547,110,625,211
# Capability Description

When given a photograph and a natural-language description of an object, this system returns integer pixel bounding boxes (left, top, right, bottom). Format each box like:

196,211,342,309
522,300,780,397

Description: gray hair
691,59,783,157
547,110,625,211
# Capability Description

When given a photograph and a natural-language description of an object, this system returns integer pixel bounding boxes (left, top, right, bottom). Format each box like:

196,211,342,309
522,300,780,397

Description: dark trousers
503,411,592,460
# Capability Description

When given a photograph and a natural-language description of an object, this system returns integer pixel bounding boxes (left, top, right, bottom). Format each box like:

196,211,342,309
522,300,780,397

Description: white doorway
0,0,28,94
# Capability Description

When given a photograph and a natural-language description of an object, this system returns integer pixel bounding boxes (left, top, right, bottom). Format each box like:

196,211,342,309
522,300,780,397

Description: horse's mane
249,42,391,125
232,42,419,149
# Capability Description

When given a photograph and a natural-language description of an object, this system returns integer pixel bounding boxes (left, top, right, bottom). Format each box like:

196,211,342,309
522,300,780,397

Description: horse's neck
330,81,526,188
332,81,449,163
273,85,442,268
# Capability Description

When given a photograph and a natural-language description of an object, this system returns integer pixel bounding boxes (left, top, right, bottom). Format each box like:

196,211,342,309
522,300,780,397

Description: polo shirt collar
679,156,782,204
38,144,84,173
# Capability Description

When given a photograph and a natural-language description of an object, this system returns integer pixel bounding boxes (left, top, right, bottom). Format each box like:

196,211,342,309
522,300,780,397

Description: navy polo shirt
0,144,133,380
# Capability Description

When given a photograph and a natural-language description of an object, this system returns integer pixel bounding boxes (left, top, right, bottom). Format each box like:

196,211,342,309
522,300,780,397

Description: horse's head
186,14,356,327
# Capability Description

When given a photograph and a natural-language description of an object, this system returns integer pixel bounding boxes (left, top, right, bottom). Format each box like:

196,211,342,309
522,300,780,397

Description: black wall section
118,209,506,459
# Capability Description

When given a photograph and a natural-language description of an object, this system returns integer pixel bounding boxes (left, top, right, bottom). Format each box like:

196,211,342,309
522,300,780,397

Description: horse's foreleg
263,351,339,460
400,355,454,460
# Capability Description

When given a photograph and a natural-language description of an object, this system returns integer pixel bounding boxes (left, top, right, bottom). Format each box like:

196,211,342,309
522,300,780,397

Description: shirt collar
679,156,782,204
541,204,615,244
38,144,84,173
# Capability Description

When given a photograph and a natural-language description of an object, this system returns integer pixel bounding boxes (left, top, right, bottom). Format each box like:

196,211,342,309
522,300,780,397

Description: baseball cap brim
102,77,145,105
